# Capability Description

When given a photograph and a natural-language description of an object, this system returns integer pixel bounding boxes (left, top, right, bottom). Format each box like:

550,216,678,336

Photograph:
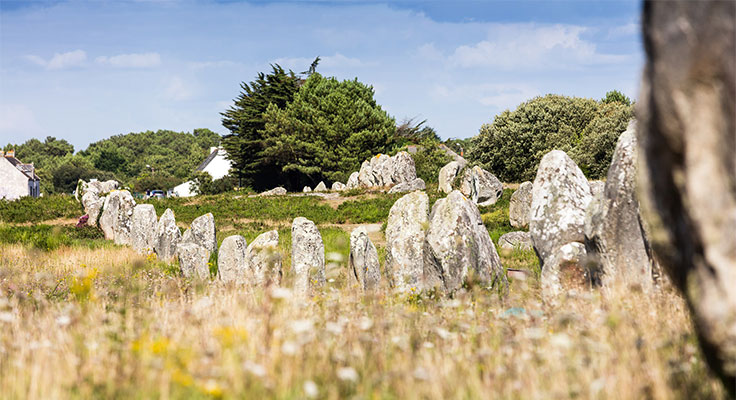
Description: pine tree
221,65,299,189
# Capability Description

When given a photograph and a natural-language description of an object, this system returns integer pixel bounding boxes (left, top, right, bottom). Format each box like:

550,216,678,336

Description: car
149,190,166,199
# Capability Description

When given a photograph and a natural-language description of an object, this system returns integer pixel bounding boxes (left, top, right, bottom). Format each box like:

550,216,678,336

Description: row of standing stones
76,126,653,300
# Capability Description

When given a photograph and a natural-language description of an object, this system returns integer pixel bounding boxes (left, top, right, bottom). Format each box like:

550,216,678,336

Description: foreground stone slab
349,226,380,291
246,229,282,287
291,217,325,294
385,191,429,292
99,190,136,245
154,208,181,261
218,235,248,284
181,213,217,253
177,242,210,280
424,190,507,293
459,166,503,206
438,160,466,194
131,204,157,254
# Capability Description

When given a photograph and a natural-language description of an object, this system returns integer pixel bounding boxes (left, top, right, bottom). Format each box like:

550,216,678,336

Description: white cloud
413,43,444,61
24,50,87,70
450,24,627,69
431,83,539,110
164,76,193,101
95,52,161,68
0,104,45,138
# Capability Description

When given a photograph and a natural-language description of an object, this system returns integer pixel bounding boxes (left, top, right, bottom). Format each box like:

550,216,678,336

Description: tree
221,65,300,190
395,118,441,143
571,101,634,178
468,94,599,182
601,90,632,106
261,73,395,189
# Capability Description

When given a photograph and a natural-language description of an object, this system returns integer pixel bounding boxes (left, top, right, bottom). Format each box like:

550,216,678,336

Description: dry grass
0,243,727,399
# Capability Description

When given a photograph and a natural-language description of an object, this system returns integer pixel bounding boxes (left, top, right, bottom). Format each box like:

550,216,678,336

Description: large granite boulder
498,231,533,251
390,151,417,184
177,242,210,280
385,191,429,292
355,151,418,189
509,181,532,228
154,208,181,261
291,217,325,294
348,226,380,291
459,166,503,207
388,178,426,194
218,235,248,284
246,229,282,287
638,1,736,389
99,190,136,245
181,213,216,253
314,181,327,192
81,191,105,224
424,190,507,293
131,204,157,254
530,150,593,298
584,123,654,291
76,179,118,201
346,172,359,189
438,160,466,194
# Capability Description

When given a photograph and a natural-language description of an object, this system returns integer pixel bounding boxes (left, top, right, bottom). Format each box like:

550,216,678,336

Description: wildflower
337,367,358,382
303,380,319,398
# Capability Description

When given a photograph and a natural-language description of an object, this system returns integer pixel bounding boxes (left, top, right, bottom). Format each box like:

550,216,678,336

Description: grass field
0,189,728,399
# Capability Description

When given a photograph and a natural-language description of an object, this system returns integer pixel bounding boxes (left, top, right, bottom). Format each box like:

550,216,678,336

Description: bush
0,194,82,223
0,224,104,251
468,94,632,182
189,172,237,195
409,141,453,184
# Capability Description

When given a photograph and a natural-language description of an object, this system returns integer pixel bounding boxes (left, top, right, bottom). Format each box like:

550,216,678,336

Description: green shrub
0,224,104,251
410,141,453,184
0,194,82,223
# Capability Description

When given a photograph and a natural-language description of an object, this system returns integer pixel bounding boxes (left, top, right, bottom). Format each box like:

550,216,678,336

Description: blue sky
0,0,642,151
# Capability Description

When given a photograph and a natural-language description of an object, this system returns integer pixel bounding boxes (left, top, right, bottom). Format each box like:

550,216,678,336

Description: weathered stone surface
390,151,417,184
387,178,425,194
588,181,605,199
331,182,346,191
180,213,216,253
459,166,503,206
346,172,360,189
424,190,507,293
177,242,210,280
81,191,105,224
246,230,282,287
498,231,533,251
217,235,248,284
259,187,287,196
540,242,587,300
291,217,325,294
354,151,418,189
154,208,181,261
585,123,654,291
438,160,466,194
509,181,532,228
99,190,136,245
303,186,312,193
131,204,157,254
357,159,377,187
77,179,119,201
529,150,592,263
349,227,380,291
314,181,327,192
638,1,736,389
385,191,429,292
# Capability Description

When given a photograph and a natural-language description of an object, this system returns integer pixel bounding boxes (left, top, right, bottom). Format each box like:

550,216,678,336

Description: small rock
509,181,532,228
349,227,380,290
331,182,346,191
388,177,426,194
303,186,312,193
259,187,287,196
498,231,533,250
314,181,327,192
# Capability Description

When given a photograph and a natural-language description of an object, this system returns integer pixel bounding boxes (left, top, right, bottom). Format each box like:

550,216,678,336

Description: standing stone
388,178,426,194
346,172,360,189
638,1,736,390
81,191,105,224
99,190,136,245
390,151,417,185
177,242,210,280
349,227,380,291
154,208,181,261
585,123,654,291
314,181,327,192
331,182,346,191
180,213,216,253
459,166,503,206
498,231,533,251
530,150,593,298
357,160,377,187
291,217,325,294
218,235,248,284
424,190,507,293
372,153,395,186
588,181,605,199
303,186,312,193
540,242,587,300
246,230,282,287
438,160,467,194
131,204,157,254
509,181,532,228
385,191,429,292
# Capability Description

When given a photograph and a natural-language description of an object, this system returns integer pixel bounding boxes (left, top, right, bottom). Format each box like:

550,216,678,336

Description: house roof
4,156,40,181
195,148,219,172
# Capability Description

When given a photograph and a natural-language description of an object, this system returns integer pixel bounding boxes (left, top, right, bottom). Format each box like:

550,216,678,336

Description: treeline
3,129,220,194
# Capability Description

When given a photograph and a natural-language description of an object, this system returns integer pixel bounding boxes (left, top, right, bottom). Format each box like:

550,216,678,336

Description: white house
172,147,233,197
0,150,41,201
